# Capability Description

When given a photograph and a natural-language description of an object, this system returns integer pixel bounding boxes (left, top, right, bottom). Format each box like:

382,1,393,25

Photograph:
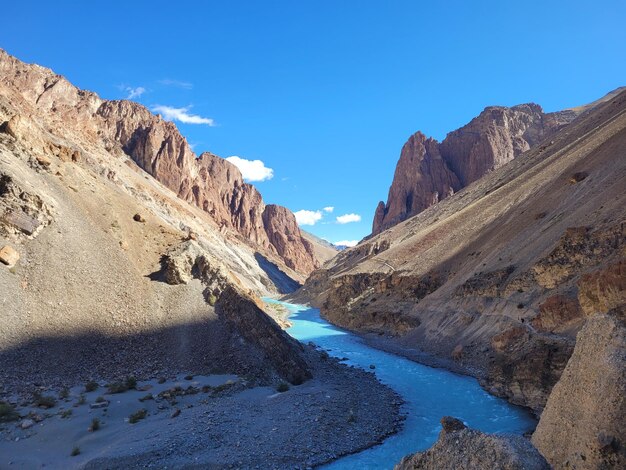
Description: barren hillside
297,89,626,412
0,49,325,391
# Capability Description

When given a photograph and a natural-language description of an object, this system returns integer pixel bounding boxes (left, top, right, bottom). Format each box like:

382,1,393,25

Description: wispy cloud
334,240,359,247
158,79,193,90
118,84,146,100
323,206,334,213
294,210,323,226
152,105,215,126
226,156,274,182
336,213,361,224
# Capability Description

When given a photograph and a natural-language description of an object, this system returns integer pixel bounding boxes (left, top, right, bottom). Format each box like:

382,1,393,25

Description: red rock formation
372,104,578,235
262,204,318,273
373,132,460,234
440,104,574,186
0,49,319,276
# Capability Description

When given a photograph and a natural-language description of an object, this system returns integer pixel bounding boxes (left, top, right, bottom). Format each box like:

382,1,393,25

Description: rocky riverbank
0,346,404,469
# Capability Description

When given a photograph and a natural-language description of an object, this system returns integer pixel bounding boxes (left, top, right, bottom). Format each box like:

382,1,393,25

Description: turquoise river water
264,298,536,469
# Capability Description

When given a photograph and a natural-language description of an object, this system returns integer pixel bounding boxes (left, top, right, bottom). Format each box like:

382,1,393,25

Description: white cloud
323,206,334,213
334,240,359,247
152,105,215,126
294,210,323,226
225,156,274,182
122,86,146,100
336,213,362,224
158,79,193,89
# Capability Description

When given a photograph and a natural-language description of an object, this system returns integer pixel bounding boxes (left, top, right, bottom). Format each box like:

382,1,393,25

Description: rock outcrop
532,307,626,469
373,103,581,234
373,132,460,233
215,286,311,385
262,204,317,273
0,48,320,278
395,416,549,470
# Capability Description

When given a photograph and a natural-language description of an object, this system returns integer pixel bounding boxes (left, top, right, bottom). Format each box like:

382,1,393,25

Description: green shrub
128,409,147,424
95,396,106,403
84,381,99,393
76,394,86,405
59,387,70,400
138,393,153,402
0,401,19,423
60,409,72,419
107,381,128,394
90,417,100,431
276,382,290,393
125,376,137,390
71,446,80,456
33,392,56,409
207,293,217,306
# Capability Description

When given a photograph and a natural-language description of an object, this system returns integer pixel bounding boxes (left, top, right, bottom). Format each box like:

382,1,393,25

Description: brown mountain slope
0,50,322,391
0,48,320,278
372,100,593,235
296,89,626,413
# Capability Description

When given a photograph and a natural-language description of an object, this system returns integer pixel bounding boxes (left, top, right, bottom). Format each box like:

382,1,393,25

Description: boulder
395,416,549,470
0,245,19,266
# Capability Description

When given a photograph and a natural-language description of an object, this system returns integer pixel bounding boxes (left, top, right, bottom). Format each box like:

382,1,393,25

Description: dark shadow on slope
254,252,301,294
0,290,311,395
146,254,169,282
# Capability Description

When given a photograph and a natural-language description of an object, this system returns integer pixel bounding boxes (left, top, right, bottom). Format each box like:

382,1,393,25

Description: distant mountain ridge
372,92,621,235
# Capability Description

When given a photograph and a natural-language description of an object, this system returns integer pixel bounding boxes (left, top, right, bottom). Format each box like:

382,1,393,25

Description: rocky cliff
395,417,549,470
532,307,625,469
295,88,626,414
373,102,583,234
0,48,320,278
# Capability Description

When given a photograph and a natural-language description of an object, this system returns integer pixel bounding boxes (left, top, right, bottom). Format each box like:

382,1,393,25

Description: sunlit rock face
373,103,577,235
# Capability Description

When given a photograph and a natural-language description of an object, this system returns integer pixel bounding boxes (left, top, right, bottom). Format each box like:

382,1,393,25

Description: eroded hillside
297,89,626,413
0,49,327,391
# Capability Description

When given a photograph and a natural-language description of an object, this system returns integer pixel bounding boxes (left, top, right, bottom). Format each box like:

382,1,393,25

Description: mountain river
264,298,537,469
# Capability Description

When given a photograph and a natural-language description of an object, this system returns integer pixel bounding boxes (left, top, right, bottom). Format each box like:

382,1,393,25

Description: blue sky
2,1,625,245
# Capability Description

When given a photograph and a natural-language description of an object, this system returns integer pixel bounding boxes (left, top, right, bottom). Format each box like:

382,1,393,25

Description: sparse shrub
0,401,19,422
89,417,100,432
276,382,290,393
84,381,99,393
71,446,81,456
211,381,235,395
184,374,193,381
33,392,56,409
125,376,137,390
95,396,106,403
59,387,70,400
60,409,72,419
107,381,128,394
128,409,147,424
76,394,86,405
139,393,153,402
